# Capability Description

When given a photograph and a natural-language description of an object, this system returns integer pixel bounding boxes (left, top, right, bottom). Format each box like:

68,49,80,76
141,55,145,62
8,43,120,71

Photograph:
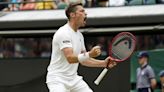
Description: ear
70,12,75,18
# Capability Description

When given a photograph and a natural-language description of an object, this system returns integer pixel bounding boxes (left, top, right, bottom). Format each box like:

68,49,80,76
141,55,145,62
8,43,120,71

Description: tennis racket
94,32,136,85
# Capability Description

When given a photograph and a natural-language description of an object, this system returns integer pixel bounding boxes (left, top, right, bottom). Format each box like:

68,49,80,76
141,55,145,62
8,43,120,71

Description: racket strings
111,34,135,60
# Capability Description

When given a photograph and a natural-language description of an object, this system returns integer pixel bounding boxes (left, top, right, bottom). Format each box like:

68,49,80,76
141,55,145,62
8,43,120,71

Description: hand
105,56,117,68
89,46,101,58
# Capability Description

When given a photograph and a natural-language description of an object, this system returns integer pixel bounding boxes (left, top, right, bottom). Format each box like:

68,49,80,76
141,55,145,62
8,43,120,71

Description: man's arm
80,58,107,67
62,47,116,68
62,46,101,64
62,47,79,64
150,78,157,89
80,57,117,68
148,67,157,89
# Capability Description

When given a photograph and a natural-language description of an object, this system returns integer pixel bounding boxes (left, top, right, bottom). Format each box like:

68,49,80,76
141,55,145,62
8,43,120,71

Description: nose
85,12,87,16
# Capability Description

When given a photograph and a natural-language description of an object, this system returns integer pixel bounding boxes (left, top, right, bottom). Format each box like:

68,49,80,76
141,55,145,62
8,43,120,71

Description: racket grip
94,68,108,85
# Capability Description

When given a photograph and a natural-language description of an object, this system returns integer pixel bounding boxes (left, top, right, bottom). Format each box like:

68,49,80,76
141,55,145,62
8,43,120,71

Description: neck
68,21,79,32
141,62,147,68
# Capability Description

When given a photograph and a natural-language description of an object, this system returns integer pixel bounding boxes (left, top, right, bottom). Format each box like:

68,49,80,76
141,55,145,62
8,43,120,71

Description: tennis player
46,3,117,92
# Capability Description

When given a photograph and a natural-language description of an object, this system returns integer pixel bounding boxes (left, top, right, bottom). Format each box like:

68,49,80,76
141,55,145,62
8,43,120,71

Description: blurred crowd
0,34,163,58
0,0,164,11
0,38,51,58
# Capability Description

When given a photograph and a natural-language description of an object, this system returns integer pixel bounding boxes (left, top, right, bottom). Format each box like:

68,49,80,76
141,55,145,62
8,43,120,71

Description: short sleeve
57,33,72,50
147,66,155,79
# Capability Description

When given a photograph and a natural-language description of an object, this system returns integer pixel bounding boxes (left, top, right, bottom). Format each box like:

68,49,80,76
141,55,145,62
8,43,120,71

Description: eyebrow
79,8,85,12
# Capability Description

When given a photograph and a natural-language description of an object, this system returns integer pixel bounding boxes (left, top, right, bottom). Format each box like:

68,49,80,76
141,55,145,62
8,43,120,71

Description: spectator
154,35,164,49
156,0,164,3
159,70,164,92
109,0,126,6
86,0,98,7
69,0,86,6
0,38,4,58
8,0,22,11
57,0,69,9
14,42,23,57
85,0,91,7
137,35,155,50
3,39,15,58
97,0,108,7
0,0,9,11
39,38,51,57
142,0,156,5
96,37,108,58
19,0,36,10
85,37,97,50
35,0,57,10
23,38,39,57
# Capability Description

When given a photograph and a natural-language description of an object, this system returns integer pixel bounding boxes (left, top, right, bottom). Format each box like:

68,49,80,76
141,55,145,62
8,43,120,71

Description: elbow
67,57,74,64
66,55,77,64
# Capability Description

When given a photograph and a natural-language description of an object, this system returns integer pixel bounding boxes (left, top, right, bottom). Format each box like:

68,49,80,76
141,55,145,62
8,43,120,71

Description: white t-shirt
46,23,86,83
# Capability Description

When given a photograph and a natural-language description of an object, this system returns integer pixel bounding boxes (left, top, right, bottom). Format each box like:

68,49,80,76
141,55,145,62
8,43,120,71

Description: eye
80,9,85,13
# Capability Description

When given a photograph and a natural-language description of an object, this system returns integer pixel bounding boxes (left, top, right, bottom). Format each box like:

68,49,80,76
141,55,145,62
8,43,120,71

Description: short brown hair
65,3,83,20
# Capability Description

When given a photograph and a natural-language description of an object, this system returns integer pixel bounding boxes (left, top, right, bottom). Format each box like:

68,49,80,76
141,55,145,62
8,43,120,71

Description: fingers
94,48,101,56
93,46,101,55
89,46,101,58
108,61,117,68
93,46,101,49
105,56,117,68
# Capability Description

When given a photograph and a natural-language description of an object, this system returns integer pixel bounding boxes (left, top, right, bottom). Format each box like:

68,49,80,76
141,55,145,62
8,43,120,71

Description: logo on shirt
63,40,70,43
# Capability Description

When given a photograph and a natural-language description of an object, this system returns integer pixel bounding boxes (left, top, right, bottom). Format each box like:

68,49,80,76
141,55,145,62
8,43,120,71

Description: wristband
78,52,90,62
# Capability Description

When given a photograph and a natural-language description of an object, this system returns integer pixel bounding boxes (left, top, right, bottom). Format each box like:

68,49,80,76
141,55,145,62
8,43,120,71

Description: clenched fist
89,46,101,58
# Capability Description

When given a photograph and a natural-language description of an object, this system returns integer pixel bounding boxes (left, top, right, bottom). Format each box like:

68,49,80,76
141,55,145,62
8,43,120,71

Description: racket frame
109,32,137,62
94,32,137,85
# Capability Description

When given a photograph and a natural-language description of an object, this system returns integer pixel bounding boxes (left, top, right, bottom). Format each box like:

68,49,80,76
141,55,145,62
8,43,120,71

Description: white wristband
78,52,90,62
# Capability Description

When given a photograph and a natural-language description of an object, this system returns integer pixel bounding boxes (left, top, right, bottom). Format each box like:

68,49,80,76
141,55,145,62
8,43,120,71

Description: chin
82,24,86,27
83,23,87,26
80,24,86,28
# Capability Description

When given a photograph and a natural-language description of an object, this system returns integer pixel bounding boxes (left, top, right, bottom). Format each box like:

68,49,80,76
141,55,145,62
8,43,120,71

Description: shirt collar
141,63,148,69
66,22,78,33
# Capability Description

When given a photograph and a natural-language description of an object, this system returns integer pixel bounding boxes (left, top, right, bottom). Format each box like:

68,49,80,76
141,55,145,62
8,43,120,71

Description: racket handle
94,68,108,85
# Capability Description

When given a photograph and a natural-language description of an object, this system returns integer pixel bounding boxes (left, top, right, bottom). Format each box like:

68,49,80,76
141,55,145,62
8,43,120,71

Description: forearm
62,46,101,64
66,51,93,64
80,58,107,67
66,52,96,64
150,79,157,89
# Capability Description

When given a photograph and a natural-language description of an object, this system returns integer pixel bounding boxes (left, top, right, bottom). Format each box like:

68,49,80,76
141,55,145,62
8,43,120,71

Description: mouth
80,16,87,27
84,17,87,22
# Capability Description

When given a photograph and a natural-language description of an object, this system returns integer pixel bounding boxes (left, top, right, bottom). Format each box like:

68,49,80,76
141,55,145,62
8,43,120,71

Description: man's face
138,57,146,65
73,5,87,27
160,77,164,84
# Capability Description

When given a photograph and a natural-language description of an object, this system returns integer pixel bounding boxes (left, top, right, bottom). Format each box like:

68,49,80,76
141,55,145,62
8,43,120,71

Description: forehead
75,5,85,11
